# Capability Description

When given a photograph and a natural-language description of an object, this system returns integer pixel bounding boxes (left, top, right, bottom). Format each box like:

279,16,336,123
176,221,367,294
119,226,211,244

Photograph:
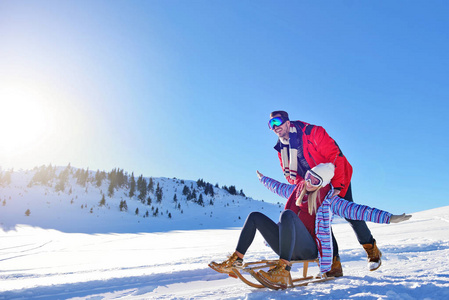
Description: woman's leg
256,210,318,288
235,211,280,256
279,210,317,261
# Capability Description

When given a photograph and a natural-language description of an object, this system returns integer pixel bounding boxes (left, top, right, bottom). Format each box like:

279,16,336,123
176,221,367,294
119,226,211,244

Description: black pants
342,184,374,245
235,210,318,261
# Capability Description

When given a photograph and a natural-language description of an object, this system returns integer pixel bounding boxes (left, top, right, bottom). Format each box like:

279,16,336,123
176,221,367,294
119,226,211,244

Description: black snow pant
235,210,318,261
342,183,375,245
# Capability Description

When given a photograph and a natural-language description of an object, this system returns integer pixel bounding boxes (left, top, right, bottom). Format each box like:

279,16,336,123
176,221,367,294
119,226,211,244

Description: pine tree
108,180,115,197
108,168,117,190
0,170,12,186
196,178,205,188
76,168,89,187
129,172,136,198
208,183,215,196
55,180,65,192
31,164,56,186
119,200,128,212
95,170,106,187
95,170,102,187
228,185,237,195
148,177,154,193
99,194,106,206
156,183,163,203
116,169,127,187
137,175,148,203
182,185,190,196
55,165,70,192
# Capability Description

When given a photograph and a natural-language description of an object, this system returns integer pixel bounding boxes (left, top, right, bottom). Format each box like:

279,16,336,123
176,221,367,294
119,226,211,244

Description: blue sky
0,0,448,213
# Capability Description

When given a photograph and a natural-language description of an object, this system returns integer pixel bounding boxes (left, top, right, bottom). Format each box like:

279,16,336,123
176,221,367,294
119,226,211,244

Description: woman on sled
209,163,411,289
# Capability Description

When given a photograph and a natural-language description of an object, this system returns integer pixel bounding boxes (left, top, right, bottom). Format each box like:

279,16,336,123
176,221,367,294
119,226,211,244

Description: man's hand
256,170,263,179
390,213,412,223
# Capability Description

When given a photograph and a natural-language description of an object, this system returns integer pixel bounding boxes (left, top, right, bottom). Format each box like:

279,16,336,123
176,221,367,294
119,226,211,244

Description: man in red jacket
268,110,382,275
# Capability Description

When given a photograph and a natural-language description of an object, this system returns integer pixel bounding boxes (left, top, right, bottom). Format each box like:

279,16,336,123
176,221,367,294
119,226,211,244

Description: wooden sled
230,259,335,290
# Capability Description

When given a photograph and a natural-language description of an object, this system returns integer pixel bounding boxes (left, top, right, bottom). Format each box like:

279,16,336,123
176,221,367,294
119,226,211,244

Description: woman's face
305,180,320,192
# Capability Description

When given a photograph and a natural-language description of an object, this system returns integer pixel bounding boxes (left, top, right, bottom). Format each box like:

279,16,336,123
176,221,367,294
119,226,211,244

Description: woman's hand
256,170,263,179
390,213,412,223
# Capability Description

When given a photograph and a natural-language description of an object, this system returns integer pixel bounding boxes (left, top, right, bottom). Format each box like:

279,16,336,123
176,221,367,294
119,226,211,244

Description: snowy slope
1,167,448,299
0,166,283,233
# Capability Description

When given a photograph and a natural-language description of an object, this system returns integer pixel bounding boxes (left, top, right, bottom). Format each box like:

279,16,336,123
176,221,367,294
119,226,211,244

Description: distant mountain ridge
0,164,282,233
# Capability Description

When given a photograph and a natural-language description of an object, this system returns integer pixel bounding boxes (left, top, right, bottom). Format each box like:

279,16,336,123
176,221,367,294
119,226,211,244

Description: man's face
270,114,290,139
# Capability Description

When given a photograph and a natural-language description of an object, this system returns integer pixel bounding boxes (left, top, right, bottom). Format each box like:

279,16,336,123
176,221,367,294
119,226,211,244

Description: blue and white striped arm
329,196,392,224
259,176,295,199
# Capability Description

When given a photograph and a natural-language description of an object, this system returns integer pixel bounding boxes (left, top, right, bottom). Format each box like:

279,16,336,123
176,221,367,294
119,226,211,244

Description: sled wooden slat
231,268,265,288
230,258,334,290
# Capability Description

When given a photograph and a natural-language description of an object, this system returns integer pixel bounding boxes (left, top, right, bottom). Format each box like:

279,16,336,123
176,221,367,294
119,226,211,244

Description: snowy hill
0,165,283,233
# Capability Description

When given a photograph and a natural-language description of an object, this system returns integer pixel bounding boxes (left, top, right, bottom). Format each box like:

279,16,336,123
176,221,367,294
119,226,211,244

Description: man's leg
343,184,375,245
344,183,381,271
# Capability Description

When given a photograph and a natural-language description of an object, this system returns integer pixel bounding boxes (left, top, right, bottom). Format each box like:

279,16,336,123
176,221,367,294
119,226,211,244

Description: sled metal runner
230,259,335,290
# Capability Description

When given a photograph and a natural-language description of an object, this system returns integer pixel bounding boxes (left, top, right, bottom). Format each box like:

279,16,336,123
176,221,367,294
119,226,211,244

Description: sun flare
0,84,52,157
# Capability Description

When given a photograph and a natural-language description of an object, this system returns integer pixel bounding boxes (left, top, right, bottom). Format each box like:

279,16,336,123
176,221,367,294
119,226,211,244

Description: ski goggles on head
304,170,323,187
268,116,288,130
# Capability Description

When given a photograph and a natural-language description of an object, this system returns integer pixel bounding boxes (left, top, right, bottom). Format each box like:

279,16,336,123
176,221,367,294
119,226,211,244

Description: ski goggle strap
305,170,323,187
268,116,288,130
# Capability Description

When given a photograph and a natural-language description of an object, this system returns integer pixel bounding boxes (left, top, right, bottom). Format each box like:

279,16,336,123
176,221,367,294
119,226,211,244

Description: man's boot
326,256,343,277
362,239,382,271
316,256,343,278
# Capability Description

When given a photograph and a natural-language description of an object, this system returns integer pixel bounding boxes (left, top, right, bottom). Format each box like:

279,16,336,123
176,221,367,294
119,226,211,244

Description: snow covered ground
1,206,448,299
1,168,449,299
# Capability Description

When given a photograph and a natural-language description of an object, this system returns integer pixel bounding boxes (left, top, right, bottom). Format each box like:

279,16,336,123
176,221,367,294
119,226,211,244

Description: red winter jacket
274,120,353,197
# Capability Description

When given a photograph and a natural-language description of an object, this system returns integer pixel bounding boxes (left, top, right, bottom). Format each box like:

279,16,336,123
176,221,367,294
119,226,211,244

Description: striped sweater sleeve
329,196,392,224
259,176,295,199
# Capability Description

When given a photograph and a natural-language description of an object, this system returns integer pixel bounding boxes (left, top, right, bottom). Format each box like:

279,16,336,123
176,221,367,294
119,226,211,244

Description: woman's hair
296,185,322,215
296,163,335,213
